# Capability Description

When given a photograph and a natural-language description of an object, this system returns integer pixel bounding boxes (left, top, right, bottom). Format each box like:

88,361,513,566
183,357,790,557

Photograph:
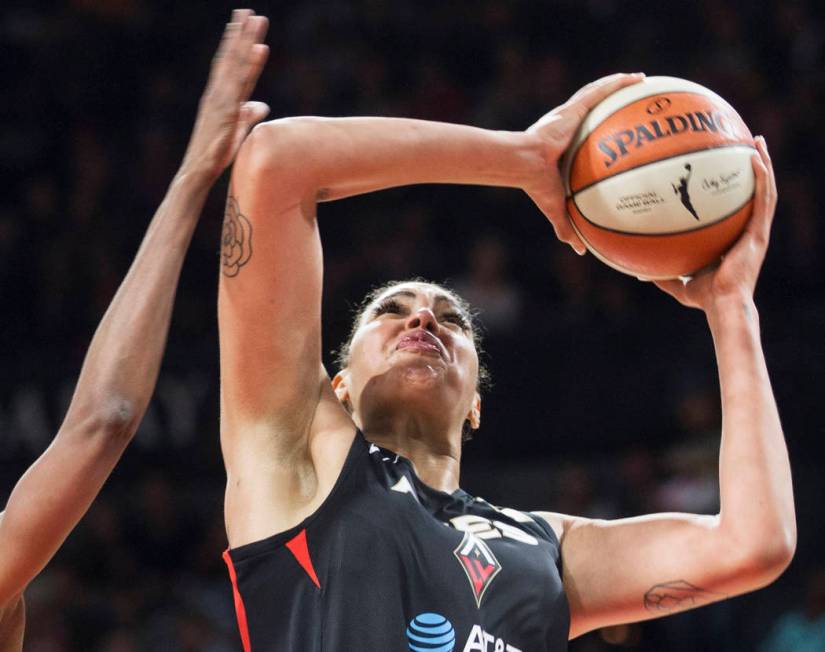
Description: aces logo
453,532,501,608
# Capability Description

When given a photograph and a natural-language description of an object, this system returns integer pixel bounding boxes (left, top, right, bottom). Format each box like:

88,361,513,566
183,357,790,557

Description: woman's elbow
236,120,275,168
759,526,796,580
236,117,320,175
731,525,796,589
62,396,141,446
98,396,140,438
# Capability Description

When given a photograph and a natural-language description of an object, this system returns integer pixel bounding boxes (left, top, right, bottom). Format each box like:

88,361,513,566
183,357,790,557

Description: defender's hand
525,72,645,254
181,9,270,182
653,137,777,312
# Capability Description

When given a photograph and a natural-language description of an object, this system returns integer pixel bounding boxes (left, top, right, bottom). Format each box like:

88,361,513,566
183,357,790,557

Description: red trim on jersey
223,549,252,652
285,528,321,589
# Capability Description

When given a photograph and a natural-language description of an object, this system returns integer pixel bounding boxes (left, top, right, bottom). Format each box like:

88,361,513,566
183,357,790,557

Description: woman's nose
405,308,438,332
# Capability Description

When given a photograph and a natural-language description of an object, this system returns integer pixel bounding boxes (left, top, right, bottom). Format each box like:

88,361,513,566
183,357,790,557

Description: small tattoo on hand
221,195,253,277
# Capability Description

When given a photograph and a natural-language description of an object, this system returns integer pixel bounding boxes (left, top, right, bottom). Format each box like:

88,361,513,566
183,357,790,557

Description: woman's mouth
396,331,445,358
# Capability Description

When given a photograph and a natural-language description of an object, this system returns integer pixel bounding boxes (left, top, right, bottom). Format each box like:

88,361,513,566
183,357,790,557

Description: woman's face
335,282,480,433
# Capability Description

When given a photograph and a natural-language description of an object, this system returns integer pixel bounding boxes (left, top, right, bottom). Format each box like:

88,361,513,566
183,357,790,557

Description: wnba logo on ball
406,613,456,651
645,96,671,114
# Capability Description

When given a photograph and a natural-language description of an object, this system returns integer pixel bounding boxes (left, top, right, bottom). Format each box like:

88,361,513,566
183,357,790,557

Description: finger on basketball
756,136,777,210
555,218,585,254
746,144,774,248
567,73,626,103
550,210,586,254
653,279,689,305
570,72,645,114
533,178,586,253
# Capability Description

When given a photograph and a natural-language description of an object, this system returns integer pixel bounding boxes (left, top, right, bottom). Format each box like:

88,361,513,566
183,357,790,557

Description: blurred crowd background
2,1,824,650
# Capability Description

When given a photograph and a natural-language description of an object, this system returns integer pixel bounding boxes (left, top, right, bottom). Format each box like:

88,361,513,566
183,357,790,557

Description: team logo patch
453,532,501,608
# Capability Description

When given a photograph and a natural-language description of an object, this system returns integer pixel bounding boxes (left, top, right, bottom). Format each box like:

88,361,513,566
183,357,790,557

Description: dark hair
332,278,492,441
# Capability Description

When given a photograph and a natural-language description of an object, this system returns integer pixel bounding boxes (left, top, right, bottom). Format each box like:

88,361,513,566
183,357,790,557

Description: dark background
1,1,823,650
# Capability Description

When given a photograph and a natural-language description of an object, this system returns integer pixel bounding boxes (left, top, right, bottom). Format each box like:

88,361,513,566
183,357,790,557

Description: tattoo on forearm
221,196,253,277
643,580,724,613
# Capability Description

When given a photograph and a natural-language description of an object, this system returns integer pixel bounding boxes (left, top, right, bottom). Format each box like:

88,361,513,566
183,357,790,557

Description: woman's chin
358,363,466,431
400,361,445,386
359,359,461,413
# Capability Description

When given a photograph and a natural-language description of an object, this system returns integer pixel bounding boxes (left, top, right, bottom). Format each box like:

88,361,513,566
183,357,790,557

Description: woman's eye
373,299,403,317
442,312,469,329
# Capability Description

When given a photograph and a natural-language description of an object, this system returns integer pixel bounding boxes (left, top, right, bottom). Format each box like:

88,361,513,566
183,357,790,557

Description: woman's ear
332,371,352,413
467,392,481,430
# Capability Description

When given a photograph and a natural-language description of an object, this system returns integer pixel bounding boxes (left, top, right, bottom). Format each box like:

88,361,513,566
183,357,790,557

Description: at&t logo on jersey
405,613,522,652
406,613,456,651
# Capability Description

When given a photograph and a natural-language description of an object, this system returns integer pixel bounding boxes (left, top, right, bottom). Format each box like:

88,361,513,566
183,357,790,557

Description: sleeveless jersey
223,431,569,651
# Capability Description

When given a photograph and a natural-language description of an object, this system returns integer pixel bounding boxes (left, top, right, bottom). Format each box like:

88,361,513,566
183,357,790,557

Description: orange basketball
562,76,756,279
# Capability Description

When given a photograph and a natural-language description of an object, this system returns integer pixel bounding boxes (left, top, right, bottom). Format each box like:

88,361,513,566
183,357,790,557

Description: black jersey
223,431,569,651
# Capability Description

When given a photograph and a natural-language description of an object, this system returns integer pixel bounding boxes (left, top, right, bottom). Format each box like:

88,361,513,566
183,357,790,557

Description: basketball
562,76,756,279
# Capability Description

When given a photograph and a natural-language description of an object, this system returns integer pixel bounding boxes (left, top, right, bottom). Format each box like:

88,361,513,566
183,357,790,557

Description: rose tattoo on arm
221,196,253,277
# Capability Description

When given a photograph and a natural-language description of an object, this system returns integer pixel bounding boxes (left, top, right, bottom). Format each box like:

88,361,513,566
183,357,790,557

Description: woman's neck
360,415,462,493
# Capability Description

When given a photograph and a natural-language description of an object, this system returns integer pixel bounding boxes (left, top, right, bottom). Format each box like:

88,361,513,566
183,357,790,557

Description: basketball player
0,10,269,649
219,72,794,649
672,162,700,220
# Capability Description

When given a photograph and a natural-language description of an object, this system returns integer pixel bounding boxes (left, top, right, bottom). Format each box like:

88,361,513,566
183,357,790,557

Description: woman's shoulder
531,510,584,546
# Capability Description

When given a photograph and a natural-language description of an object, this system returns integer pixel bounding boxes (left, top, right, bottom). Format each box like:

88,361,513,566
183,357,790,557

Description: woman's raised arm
218,74,644,546
536,137,795,638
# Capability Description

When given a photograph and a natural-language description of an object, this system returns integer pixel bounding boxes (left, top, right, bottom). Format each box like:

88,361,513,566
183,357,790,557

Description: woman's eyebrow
379,290,417,303
434,294,459,309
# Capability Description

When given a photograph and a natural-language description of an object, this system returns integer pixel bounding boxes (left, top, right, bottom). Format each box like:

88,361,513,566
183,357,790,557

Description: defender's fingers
243,101,270,126
240,44,270,101
237,14,267,61
209,10,253,82
224,10,254,57
222,11,258,75
210,20,241,81
225,15,268,96
237,17,269,91
229,101,272,158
